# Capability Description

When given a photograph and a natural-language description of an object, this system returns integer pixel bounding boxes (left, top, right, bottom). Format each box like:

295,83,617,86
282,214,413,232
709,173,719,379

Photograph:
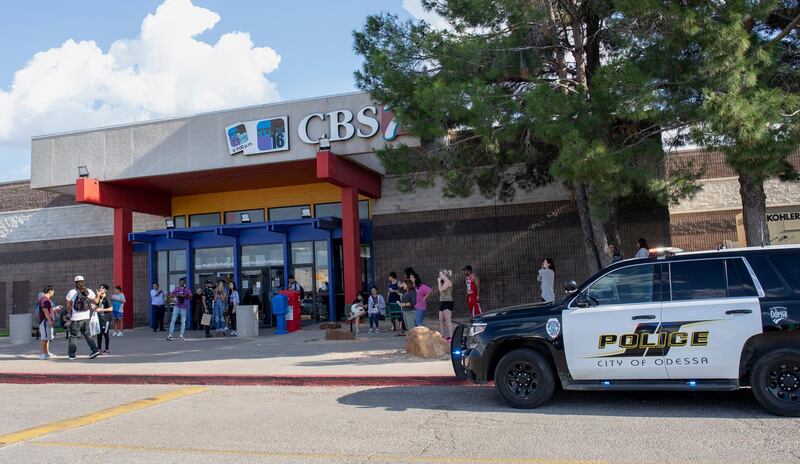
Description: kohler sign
226,105,399,156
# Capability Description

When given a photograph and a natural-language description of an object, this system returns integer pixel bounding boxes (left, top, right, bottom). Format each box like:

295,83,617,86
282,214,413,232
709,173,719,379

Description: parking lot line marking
0,386,207,447
27,441,604,464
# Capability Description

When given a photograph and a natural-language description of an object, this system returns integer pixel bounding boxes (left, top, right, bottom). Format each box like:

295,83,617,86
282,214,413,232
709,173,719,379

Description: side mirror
576,292,590,308
563,280,578,293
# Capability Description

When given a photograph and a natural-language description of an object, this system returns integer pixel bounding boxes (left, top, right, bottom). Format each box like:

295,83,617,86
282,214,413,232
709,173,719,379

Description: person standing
110,286,126,336
150,283,166,332
227,281,239,337
191,288,205,331
610,244,622,263
537,258,556,303
635,238,650,258
287,275,303,293
213,279,228,336
414,276,432,328
202,280,214,338
397,280,416,337
65,276,100,360
463,265,482,318
437,270,454,341
367,286,385,334
167,278,192,341
94,284,113,354
387,271,402,331
38,286,60,360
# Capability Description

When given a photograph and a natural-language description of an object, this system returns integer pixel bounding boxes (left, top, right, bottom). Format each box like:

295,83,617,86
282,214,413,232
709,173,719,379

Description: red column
341,186,362,305
114,208,134,329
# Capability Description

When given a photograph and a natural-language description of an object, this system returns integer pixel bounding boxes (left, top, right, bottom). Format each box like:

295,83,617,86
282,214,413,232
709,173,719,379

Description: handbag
200,313,212,327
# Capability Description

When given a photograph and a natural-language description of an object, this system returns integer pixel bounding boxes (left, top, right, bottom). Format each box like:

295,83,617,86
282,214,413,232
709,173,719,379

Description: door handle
725,309,752,315
631,315,656,320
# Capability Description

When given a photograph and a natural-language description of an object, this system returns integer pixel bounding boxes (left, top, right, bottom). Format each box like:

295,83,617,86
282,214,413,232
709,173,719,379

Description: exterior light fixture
165,218,176,229
78,166,89,178
318,135,331,150
240,212,252,223
301,207,312,218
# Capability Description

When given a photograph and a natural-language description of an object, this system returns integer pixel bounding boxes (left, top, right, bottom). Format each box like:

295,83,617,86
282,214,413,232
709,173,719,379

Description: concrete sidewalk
0,323,457,385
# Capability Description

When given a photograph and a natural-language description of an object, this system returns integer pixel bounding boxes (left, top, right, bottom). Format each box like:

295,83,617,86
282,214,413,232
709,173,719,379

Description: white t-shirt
150,289,165,305
66,288,96,322
635,247,649,258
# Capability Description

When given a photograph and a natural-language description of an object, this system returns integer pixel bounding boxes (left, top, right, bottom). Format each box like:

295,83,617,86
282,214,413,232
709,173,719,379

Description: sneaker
230,331,237,337
179,336,185,341
69,356,77,360
375,329,380,334
102,350,109,355
117,332,124,337
39,353,48,360
368,329,373,333
89,351,100,359
47,352,56,358
166,336,173,341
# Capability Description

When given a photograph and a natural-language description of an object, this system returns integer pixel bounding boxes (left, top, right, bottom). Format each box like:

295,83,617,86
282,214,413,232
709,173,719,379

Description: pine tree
354,0,699,273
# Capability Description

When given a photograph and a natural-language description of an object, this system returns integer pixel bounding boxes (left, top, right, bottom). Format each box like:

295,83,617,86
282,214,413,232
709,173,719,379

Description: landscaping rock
406,326,449,359
325,329,355,341
319,322,341,330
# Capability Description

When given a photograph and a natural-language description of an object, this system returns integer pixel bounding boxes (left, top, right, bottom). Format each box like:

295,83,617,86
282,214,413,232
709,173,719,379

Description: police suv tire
494,348,555,409
750,347,800,417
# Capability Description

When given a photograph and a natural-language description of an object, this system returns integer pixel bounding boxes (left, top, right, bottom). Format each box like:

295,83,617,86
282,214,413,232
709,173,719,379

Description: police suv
452,245,800,416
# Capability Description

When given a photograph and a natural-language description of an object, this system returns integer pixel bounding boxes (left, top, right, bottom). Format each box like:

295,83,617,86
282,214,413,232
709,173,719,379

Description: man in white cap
65,276,100,360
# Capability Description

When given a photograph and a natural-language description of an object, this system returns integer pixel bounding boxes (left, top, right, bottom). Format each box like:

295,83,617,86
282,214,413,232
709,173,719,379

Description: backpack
73,292,89,312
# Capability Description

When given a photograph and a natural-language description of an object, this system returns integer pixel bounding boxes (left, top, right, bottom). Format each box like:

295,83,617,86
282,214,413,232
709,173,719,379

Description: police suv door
661,258,762,380
563,263,669,380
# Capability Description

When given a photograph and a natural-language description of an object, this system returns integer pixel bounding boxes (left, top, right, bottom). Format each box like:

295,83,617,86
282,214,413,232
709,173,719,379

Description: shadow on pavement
337,385,778,419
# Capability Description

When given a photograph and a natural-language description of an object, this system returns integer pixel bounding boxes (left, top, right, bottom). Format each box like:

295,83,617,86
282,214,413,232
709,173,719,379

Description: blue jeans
169,307,187,337
369,313,380,329
213,301,225,329
415,309,425,327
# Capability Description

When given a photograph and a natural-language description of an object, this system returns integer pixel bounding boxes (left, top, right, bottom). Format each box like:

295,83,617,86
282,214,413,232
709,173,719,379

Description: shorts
112,311,123,321
439,301,454,312
467,298,482,317
39,321,54,341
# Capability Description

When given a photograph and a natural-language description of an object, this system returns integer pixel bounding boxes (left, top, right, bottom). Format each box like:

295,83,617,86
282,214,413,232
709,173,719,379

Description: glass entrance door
241,266,284,328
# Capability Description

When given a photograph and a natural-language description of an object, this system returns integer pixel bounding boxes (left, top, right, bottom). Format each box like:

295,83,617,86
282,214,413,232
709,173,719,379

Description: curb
0,372,472,387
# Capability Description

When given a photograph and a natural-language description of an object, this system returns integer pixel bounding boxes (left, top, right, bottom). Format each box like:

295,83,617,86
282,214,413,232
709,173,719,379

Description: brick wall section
372,200,670,319
670,210,739,252
0,236,149,328
0,180,74,211
666,148,800,180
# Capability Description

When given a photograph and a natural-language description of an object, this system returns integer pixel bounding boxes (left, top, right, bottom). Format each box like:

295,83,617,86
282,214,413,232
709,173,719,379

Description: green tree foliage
354,0,701,273
620,0,800,246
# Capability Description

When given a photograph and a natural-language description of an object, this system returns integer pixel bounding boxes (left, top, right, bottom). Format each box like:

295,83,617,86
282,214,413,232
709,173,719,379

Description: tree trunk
574,182,601,276
738,172,770,246
603,206,621,255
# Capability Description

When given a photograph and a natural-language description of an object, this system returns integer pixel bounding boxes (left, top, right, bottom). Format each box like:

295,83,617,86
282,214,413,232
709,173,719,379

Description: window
747,255,790,297
194,247,233,269
584,264,658,306
173,216,186,228
726,259,758,297
224,209,265,224
157,250,186,292
189,213,220,227
268,205,310,221
241,244,283,267
670,260,726,301
314,200,370,219
769,254,800,293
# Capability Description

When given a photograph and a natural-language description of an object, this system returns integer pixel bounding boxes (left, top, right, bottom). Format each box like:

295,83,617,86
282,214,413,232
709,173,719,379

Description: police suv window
585,264,657,306
746,255,791,297
725,259,758,297
769,254,800,294
669,260,726,301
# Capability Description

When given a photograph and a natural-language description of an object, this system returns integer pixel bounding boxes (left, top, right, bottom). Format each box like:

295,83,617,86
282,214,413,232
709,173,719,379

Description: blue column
327,231,335,321
148,243,156,330
184,242,193,330
233,236,242,291
282,234,290,289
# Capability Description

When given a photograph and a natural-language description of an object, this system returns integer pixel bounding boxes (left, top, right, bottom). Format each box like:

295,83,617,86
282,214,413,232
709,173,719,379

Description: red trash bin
280,290,302,332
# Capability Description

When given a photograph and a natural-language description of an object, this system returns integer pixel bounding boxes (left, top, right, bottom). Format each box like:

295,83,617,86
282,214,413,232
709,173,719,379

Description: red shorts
467,297,481,318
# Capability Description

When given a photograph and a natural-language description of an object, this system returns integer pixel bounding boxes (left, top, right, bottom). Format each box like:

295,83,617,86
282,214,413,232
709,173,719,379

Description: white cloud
0,0,281,180
402,0,452,31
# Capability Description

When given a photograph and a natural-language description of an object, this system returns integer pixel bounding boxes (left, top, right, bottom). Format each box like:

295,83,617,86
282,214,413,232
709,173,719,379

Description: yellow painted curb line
0,386,207,447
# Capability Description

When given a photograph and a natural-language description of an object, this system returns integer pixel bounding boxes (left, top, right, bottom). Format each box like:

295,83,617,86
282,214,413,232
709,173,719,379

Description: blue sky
0,0,434,182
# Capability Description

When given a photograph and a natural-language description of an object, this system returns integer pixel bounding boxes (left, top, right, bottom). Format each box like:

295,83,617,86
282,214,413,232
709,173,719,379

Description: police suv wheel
750,348,800,417
494,348,555,409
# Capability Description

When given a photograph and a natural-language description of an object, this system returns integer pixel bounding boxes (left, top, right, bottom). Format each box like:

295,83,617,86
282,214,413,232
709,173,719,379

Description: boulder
319,322,341,330
406,326,449,359
325,329,355,341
